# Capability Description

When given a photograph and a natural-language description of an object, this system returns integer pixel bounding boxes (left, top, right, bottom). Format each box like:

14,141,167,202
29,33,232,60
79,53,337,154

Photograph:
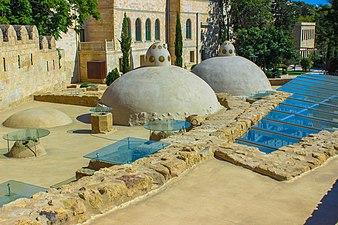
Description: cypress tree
175,12,183,67
120,13,131,74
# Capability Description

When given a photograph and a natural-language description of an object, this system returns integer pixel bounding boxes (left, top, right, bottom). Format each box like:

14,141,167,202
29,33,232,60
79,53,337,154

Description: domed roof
218,41,236,56
145,42,171,66
192,42,272,96
100,44,221,126
3,107,72,128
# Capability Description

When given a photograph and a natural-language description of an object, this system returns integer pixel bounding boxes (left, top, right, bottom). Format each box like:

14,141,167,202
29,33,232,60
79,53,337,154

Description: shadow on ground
305,179,338,225
76,114,91,124
67,129,91,134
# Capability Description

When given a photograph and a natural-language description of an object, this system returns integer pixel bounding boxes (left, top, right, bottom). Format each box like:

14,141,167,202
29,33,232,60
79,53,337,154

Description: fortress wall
0,25,70,109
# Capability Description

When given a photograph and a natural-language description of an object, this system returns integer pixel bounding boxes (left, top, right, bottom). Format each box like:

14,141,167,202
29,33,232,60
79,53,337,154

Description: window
18,55,21,68
145,18,151,41
186,19,192,39
155,19,160,40
53,59,55,70
30,53,33,65
135,18,141,41
46,61,49,72
80,29,85,42
3,58,6,72
190,51,195,63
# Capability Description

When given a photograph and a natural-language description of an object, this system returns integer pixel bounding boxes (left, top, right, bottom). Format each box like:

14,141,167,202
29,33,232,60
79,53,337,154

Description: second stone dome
192,42,273,96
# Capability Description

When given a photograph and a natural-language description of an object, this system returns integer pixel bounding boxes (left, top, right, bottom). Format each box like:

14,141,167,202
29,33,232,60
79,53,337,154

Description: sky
292,0,330,5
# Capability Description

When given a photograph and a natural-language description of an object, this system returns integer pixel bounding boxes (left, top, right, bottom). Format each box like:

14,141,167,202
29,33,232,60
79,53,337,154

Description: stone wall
56,28,79,83
79,0,167,82
0,25,71,110
34,88,106,107
168,0,209,67
1,91,337,224
79,0,212,82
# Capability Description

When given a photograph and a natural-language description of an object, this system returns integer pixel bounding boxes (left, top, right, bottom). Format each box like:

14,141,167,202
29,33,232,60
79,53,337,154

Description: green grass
286,70,312,75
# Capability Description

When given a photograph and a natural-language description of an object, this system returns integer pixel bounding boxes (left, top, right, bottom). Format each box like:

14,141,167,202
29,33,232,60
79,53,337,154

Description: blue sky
292,0,330,5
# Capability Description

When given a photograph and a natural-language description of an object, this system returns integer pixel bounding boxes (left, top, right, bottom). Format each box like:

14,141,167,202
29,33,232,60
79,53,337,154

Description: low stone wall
269,77,293,86
34,90,104,107
0,144,215,225
1,91,337,225
215,131,338,181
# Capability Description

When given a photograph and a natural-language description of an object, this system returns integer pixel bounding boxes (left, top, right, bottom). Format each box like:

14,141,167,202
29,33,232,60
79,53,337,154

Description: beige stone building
0,25,72,109
293,22,316,58
79,0,218,83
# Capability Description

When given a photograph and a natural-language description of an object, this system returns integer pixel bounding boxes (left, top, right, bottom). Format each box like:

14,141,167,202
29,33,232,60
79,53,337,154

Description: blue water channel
238,74,338,154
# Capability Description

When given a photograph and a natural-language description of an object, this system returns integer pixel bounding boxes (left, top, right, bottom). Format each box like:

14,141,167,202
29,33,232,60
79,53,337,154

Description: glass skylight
238,74,338,154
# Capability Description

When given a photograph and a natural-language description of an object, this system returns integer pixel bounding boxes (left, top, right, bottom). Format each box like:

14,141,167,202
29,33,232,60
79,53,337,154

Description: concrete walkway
86,157,338,225
0,101,148,188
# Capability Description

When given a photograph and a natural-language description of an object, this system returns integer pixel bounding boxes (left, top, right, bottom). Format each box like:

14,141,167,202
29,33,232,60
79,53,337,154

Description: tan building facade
79,0,215,82
293,22,316,58
0,25,71,109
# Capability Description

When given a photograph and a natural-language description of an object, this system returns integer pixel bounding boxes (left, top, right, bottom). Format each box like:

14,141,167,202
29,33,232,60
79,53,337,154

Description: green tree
175,12,183,67
0,0,100,39
230,0,273,32
9,0,33,24
294,1,316,22
106,68,120,86
0,0,11,24
300,58,313,71
120,13,131,74
272,0,297,31
235,26,298,76
315,0,338,72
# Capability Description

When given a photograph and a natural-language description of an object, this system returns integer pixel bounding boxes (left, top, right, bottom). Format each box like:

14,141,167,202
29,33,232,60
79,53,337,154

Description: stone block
186,114,205,126
91,112,113,134
87,159,116,171
76,168,95,180
6,140,46,158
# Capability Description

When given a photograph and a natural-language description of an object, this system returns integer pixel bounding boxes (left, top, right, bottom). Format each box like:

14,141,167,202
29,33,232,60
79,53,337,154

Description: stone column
91,112,113,134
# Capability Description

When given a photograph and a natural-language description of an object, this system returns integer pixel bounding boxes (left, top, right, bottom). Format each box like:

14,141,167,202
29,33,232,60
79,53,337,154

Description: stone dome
3,107,73,128
100,44,221,126
192,43,272,96
145,42,171,66
218,41,236,56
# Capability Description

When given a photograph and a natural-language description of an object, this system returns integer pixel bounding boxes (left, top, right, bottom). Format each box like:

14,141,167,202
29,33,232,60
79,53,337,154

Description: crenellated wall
0,25,71,109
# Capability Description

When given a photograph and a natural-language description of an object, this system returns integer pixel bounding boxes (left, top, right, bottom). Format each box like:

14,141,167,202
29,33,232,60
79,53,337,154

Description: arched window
135,18,141,41
155,19,160,40
145,18,151,41
186,19,191,39
126,18,131,38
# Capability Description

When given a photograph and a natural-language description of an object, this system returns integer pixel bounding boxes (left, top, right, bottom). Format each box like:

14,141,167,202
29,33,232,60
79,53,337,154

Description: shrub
80,82,92,88
106,68,120,86
300,58,313,72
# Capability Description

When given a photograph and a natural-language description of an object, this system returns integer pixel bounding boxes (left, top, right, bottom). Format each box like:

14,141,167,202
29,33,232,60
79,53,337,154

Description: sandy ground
87,157,338,225
0,101,148,188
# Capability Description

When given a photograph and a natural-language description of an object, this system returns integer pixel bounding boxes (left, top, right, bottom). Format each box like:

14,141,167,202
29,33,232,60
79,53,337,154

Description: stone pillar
196,13,201,64
91,112,113,134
